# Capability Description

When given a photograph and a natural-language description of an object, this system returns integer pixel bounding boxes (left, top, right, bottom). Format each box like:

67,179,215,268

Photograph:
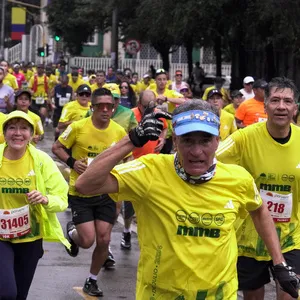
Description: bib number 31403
0,205,31,238
260,189,292,222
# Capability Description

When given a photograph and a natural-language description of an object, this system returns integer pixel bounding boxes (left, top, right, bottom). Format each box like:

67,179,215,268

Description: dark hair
119,81,137,107
265,77,299,103
96,70,105,76
173,99,219,117
87,69,95,76
132,72,138,77
91,88,114,104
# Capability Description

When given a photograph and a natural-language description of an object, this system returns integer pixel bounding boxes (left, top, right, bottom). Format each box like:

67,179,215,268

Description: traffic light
54,35,60,42
37,44,50,57
37,47,45,57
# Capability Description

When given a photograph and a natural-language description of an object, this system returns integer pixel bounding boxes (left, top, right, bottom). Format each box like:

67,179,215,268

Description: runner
224,90,244,115
207,89,237,141
76,99,298,300
171,70,193,98
51,75,73,140
235,79,268,128
239,76,255,100
0,67,14,114
91,70,106,92
52,88,130,297
57,84,91,132
12,63,26,90
0,60,18,91
148,68,184,154
0,110,69,299
217,77,300,300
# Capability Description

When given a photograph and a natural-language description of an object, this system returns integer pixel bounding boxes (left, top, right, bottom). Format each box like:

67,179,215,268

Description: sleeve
216,129,244,165
39,152,69,213
238,174,263,218
235,102,246,121
59,105,71,122
36,117,44,135
230,117,237,134
129,112,138,131
109,157,154,203
8,88,14,106
28,76,34,89
162,118,168,129
11,77,18,90
58,123,77,149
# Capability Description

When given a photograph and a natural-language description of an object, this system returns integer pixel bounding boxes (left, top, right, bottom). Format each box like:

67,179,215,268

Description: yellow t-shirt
20,69,34,82
150,88,183,138
59,117,127,197
90,83,106,92
59,100,91,123
3,73,18,90
223,103,236,115
28,75,48,100
68,77,85,93
135,79,155,94
216,122,300,260
47,74,59,92
0,150,43,243
109,155,262,299
28,110,44,136
220,109,237,141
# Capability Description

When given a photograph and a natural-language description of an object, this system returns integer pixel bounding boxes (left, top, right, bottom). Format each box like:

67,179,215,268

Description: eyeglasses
120,86,128,89
175,74,182,77
92,103,114,110
156,68,166,75
78,92,91,97
180,89,188,93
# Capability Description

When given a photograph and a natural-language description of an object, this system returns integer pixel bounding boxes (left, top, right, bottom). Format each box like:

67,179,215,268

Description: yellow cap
3,110,34,131
103,83,121,98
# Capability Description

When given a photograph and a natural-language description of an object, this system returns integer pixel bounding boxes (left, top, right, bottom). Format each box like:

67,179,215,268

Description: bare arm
76,135,135,195
52,140,71,163
235,117,245,129
249,203,285,264
58,121,72,130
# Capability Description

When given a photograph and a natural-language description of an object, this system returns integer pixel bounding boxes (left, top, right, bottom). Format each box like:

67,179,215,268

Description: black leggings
0,239,43,300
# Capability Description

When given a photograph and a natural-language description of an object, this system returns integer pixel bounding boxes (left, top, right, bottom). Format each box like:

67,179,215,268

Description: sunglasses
245,82,253,85
78,92,91,97
176,74,182,77
180,89,188,93
92,103,114,110
120,86,128,89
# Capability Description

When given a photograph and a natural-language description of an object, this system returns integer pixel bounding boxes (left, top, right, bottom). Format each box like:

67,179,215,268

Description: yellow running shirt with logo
59,117,127,197
0,150,43,243
109,155,262,299
216,122,300,260
59,100,91,123
220,109,237,141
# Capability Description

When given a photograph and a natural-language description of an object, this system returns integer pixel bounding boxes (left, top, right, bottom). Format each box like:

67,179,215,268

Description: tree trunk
214,36,222,77
153,43,170,71
184,38,194,79
265,42,276,80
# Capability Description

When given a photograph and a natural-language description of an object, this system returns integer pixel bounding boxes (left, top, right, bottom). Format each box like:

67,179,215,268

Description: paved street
27,126,276,300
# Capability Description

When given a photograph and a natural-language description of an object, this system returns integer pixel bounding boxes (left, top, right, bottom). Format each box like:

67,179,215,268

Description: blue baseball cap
172,110,220,136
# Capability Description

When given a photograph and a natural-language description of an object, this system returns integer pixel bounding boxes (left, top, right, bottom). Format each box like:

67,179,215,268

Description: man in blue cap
75,99,298,300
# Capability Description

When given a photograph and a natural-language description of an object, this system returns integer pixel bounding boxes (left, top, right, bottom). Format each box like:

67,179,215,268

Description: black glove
271,263,299,298
129,102,172,147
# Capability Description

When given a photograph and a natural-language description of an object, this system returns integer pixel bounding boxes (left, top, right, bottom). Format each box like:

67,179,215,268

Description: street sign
125,39,141,55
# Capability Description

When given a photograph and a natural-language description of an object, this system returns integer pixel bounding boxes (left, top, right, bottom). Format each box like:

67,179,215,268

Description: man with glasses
57,84,91,131
171,70,192,98
52,88,129,297
235,79,268,128
240,76,255,100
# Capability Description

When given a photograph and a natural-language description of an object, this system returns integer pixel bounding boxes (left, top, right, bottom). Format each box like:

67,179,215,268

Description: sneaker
82,278,103,297
103,250,116,269
65,221,79,257
121,232,131,249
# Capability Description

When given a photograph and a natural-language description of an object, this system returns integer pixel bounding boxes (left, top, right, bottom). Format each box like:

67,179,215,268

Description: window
84,31,98,46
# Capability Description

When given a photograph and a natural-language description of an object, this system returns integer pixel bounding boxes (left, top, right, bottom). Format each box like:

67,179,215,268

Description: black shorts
122,201,135,219
68,194,116,225
238,249,300,290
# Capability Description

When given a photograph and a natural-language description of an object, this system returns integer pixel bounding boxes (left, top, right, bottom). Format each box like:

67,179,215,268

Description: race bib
0,205,31,238
260,189,292,222
59,97,69,106
35,97,45,104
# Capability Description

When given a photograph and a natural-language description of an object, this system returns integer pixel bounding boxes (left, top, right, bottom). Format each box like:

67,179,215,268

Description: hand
73,158,88,175
129,101,172,147
154,137,165,152
271,263,299,298
156,95,167,105
4,95,9,103
27,190,48,205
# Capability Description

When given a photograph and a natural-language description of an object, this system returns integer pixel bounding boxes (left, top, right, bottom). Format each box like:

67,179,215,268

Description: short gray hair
173,99,219,117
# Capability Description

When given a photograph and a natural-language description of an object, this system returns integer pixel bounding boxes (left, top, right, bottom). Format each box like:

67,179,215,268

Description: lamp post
0,0,5,58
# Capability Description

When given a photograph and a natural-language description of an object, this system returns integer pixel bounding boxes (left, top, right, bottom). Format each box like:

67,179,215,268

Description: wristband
164,97,168,102
66,156,76,169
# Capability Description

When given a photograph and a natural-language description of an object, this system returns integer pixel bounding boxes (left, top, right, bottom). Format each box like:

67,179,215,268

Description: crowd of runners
0,58,300,300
